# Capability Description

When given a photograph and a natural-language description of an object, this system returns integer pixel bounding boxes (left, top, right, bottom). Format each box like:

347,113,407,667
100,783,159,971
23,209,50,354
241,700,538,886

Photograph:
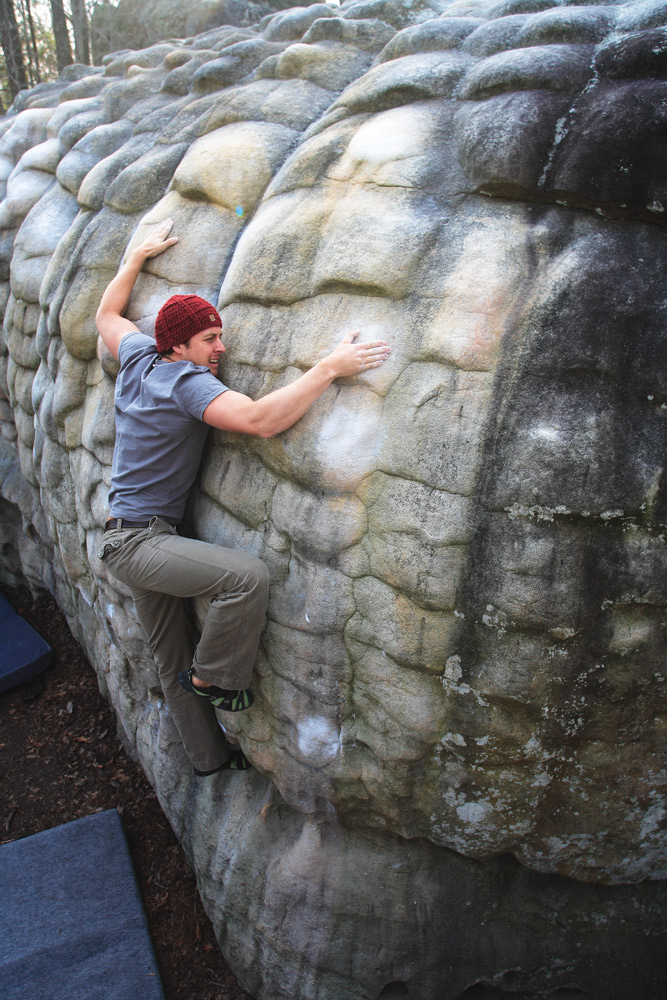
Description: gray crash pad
0,809,165,1000
0,595,52,693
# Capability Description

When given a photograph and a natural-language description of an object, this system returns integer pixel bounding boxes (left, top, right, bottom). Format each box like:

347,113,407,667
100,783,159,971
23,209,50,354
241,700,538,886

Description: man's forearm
96,250,144,324
96,220,178,359
246,358,339,438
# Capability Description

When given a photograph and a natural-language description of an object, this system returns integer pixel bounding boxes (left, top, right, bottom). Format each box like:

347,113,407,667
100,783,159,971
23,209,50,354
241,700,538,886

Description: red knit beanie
154,294,222,353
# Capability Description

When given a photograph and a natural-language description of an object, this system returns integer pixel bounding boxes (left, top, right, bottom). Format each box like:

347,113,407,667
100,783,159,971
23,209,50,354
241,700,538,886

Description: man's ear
169,343,187,359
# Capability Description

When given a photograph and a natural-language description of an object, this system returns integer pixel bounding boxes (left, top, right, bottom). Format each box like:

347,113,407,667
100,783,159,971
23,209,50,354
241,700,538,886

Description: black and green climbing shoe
178,667,254,711
194,748,252,776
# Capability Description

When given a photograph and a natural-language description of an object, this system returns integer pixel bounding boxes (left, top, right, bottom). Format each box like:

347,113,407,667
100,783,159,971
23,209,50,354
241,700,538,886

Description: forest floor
0,582,251,1000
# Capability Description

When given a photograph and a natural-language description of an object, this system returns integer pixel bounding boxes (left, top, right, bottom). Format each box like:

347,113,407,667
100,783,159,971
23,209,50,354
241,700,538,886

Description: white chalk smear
296,715,340,763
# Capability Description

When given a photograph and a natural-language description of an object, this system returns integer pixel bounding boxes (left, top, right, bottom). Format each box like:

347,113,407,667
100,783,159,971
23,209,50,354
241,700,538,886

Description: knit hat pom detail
155,294,222,353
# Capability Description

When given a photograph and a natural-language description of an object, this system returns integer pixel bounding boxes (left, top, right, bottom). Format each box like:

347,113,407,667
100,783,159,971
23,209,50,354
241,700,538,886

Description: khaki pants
100,517,269,772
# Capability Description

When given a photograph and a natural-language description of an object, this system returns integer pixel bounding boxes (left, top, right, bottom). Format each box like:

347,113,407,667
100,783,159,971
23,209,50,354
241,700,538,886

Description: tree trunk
50,0,73,72
70,0,90,65
15,0,41,87
0,0,28,97
22,0,42,83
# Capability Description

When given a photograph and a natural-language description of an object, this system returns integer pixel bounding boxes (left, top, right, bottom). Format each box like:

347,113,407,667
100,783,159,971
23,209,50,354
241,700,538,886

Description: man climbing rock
95,219,391,776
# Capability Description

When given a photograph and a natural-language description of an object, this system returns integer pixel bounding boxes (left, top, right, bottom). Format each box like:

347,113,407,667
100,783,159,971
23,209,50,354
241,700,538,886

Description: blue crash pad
0,809,165,1000
0,597,51,693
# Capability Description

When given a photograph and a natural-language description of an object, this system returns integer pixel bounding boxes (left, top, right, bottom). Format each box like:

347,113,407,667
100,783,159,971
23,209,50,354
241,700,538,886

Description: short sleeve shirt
108,332,227,523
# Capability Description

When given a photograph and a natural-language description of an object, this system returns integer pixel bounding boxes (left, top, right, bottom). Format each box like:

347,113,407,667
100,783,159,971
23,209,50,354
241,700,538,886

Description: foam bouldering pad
0,809,165,1000
0,599,52,693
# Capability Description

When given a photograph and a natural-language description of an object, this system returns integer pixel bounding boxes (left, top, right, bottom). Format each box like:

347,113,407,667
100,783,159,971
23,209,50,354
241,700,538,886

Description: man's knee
257,554,270,577
246,555,270,597
211,553,269,603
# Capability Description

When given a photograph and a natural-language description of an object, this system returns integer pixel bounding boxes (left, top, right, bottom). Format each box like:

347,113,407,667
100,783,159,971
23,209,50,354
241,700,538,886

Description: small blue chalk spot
235,205,244,217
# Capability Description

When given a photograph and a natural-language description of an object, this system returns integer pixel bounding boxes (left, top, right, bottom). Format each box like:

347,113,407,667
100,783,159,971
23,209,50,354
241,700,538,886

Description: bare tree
0,0,28,97
70,0,90,64
50,0,73,71
16,0,41,84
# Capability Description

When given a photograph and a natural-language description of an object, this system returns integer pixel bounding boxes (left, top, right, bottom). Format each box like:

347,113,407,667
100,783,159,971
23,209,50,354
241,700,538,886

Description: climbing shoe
178,667,254,711
194,748,252,776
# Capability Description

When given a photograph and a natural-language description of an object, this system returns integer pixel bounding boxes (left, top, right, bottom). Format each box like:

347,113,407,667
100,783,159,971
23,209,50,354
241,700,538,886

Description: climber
95,218,391,777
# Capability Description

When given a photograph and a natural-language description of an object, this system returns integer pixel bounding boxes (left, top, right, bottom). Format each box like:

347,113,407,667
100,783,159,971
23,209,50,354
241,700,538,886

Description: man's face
173,327,226,374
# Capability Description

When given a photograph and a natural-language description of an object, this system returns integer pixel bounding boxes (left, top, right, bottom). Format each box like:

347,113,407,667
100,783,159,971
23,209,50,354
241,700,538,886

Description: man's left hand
324,330,391,378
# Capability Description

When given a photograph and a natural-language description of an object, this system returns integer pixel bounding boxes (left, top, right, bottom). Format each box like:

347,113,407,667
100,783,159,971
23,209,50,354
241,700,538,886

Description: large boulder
1,1,666,997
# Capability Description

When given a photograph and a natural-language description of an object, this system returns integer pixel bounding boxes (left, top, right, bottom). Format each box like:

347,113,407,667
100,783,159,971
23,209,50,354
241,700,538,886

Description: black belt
105,518,152,531
105,518,180,533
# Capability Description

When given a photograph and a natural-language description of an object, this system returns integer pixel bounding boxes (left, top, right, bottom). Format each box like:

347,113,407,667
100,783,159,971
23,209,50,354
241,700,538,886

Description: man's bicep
97,315,140,360
202,390,259,434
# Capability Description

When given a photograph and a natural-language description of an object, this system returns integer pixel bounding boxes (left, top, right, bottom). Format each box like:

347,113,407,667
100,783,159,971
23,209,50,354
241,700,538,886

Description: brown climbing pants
99,517,269,772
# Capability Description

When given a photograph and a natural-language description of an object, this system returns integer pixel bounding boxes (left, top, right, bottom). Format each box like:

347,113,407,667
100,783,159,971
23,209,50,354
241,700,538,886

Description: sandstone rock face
1,1,666,997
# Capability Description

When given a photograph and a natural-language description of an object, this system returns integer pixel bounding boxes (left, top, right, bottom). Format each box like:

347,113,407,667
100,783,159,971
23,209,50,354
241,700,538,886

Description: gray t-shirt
108,332,227,523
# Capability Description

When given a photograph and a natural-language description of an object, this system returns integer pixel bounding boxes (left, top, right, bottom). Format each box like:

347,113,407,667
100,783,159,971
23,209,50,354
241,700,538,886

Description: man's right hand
129,218,179,263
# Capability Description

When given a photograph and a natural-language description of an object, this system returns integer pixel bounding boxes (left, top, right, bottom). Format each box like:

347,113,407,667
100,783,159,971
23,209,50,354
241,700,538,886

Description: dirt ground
0,583,252,1000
